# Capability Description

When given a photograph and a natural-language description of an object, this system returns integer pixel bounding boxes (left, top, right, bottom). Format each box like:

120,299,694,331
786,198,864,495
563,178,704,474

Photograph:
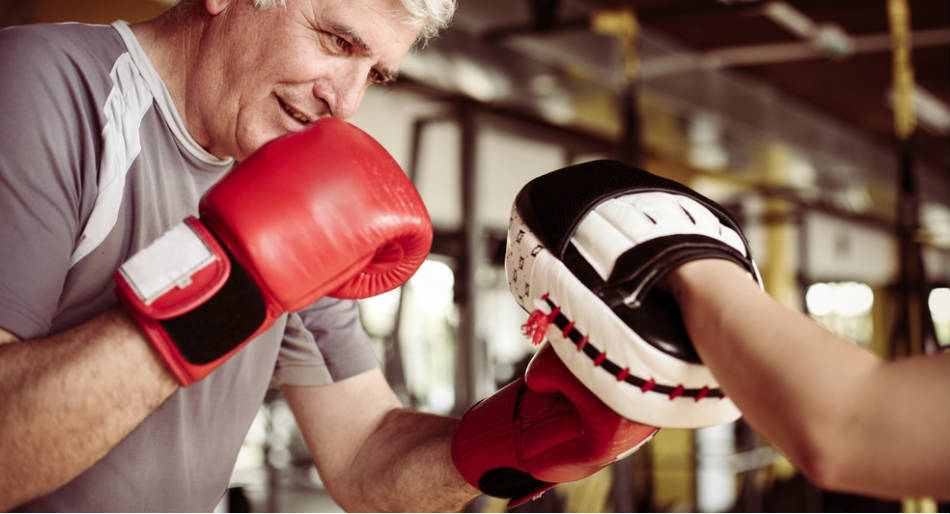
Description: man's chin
236,130,285,161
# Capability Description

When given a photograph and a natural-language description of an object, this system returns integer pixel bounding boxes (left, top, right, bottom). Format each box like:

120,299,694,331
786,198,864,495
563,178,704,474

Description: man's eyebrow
329,23,399,84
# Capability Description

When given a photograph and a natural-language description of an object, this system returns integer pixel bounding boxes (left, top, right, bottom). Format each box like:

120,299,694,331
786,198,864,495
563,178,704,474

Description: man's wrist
106,306,181,393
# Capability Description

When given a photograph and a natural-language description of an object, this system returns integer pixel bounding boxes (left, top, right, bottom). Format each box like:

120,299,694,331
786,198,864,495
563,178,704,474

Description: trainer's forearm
0,307,178,509
341,408,479,512
668,260,949,499
669,261,871,457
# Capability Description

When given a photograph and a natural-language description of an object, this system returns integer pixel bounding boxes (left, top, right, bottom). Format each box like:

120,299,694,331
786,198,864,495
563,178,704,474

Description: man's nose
321,63,369,120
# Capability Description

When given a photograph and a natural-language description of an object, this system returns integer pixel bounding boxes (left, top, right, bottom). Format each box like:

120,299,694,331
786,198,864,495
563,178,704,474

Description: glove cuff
115,217,269,385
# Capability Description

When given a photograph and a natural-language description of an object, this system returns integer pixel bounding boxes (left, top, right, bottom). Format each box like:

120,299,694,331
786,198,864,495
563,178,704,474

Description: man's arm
283,369,479,512
0,308,179,510
667,259,950,500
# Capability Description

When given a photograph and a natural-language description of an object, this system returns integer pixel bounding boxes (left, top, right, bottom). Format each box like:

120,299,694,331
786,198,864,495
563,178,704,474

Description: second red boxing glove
451,343,658,507
115,118,432,386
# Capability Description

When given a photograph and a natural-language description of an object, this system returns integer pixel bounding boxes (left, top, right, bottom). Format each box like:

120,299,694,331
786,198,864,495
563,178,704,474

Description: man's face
191,0,420,160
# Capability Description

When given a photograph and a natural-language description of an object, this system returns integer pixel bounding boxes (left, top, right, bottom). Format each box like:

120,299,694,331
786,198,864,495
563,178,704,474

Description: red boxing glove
451,343,658,507
115,118,432,386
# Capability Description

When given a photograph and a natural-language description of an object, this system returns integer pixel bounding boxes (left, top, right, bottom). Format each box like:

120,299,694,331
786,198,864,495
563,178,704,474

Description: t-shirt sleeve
273,297,379,386
0,26,97,339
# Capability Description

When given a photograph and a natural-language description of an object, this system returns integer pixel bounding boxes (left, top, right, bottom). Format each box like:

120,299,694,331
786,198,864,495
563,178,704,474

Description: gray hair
251,0,456,42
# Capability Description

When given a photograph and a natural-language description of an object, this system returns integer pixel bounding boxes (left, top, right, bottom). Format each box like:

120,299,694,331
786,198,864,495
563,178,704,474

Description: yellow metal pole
888,0,937,510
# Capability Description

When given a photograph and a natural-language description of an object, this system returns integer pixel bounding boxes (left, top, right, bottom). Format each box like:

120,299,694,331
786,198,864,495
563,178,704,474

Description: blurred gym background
3,0,947,511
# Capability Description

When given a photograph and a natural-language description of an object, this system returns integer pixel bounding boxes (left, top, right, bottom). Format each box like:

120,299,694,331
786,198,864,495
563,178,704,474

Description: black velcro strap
607,235,752,290
565,235,751,364
477,467,554,501
159,245,268,365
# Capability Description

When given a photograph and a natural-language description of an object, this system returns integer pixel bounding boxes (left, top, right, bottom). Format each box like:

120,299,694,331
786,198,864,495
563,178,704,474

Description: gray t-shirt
0,21,379,511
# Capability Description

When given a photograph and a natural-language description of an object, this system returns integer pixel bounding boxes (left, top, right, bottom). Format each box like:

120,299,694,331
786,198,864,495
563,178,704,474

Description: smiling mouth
277,96,312,125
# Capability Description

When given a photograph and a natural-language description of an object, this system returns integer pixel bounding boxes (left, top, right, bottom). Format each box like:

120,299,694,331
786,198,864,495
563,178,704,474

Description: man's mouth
277,96,312,125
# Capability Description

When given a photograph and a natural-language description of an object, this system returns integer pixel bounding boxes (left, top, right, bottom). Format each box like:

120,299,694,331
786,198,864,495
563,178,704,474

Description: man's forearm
340,408,479,512
0,307,178,510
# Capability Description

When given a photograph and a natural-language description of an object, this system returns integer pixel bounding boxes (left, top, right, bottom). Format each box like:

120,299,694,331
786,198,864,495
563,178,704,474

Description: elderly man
0,0,479,510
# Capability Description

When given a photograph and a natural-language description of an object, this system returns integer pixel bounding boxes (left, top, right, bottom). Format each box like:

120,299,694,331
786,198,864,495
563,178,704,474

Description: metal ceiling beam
638,27,950,78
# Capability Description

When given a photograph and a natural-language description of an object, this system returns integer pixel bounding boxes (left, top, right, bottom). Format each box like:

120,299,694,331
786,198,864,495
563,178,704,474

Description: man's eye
331,34,350,52
369,69,386,84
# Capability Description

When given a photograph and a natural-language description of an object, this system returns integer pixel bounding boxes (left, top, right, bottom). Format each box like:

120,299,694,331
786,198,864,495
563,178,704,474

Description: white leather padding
571,192,747,282
505,204,742,429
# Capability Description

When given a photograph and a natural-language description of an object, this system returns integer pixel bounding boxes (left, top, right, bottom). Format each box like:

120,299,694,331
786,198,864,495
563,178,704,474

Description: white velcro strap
571,192,746,281
118,221,216,304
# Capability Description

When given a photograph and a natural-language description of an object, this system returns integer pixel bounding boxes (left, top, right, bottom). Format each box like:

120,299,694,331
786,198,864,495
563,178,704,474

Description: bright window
929,287,950,347
805,281,874,346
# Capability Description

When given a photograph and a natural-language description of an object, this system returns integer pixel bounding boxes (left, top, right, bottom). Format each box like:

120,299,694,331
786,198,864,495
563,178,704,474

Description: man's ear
205,0,233,16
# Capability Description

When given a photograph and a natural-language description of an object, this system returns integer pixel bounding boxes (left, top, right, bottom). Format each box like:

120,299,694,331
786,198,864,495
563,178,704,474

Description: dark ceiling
473,0,949,176
629,0,949,173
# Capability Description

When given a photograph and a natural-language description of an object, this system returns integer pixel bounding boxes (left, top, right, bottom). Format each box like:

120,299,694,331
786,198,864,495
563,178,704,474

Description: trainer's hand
115,118,432,385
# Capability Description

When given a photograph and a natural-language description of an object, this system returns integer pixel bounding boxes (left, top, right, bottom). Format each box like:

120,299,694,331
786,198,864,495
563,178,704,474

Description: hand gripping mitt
505,160,762,428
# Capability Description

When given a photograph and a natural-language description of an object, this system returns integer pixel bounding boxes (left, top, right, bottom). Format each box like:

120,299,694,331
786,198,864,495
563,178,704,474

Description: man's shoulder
0,22,130,132
0,22,118,49
0,22,124,78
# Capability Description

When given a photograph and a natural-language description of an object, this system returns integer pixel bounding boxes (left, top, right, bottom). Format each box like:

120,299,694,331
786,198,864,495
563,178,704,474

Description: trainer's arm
284,369,479,512
667,259,950,500
0,308,179,510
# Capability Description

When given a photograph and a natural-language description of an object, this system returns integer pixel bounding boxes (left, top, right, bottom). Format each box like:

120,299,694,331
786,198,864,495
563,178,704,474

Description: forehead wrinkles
316,1,414,76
